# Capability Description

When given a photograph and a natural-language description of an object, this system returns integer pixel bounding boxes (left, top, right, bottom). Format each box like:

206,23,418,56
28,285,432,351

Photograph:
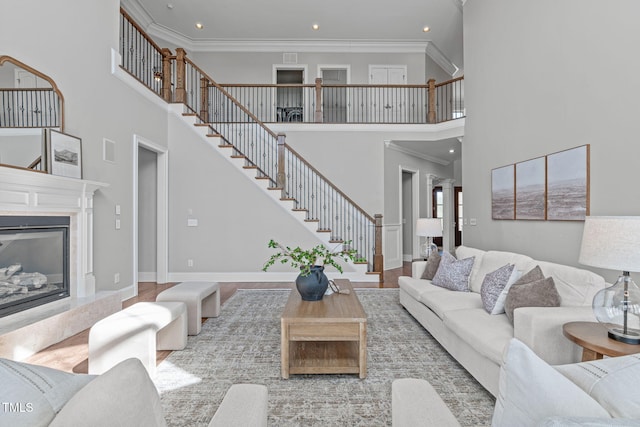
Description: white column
441,179,455,253
425,174,438,218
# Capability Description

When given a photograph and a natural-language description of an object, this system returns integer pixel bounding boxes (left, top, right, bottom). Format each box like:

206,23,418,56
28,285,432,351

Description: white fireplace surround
0,166,121,360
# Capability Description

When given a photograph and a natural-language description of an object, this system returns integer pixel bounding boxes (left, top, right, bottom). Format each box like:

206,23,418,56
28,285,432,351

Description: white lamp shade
579,216,640,273
416,218,442,238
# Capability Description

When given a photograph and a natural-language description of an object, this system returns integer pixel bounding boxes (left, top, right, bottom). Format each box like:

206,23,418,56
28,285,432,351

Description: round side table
562,321,640,362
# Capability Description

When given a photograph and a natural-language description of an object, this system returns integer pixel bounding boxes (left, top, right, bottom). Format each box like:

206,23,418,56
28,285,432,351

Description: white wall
0,0,169,293
462,0,640,283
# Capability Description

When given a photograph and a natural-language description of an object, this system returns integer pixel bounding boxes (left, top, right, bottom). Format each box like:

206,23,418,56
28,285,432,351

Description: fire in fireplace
0,216,70,318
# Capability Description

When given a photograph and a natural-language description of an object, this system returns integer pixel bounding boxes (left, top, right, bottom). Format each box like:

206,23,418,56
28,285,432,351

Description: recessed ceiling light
449,149,455,153
423,26,431,32
312,24,320,31
195,22,204,30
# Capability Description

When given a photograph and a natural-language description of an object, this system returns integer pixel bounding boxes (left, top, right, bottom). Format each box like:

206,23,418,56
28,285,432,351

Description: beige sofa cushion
471,250,536,294
537,260,605,306
419,289,483,320
455,246,486,291
443,308,513,364
398,276,445,301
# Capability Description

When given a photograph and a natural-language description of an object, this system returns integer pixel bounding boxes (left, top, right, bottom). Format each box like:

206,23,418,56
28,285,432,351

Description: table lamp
416,218,442,258
578,216,640,344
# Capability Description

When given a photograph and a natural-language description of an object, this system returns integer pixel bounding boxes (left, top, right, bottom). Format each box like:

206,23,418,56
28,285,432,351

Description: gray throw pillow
420,251,441,280
431,251,475,292
504,277,561,323
480,263,517,314
514,265,545,285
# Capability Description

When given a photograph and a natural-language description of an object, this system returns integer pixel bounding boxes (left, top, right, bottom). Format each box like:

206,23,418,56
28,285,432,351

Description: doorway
400,167,420,263
369,65,407,122
275,68,304,122
134,135,168,290
319,66,349,123
432,186,463,247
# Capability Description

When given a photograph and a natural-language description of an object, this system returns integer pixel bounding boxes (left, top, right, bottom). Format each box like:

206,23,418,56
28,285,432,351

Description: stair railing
118,8,383,275
174,52,381,272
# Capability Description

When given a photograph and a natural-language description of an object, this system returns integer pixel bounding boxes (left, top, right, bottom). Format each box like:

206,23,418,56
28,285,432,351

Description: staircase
169,103,374,281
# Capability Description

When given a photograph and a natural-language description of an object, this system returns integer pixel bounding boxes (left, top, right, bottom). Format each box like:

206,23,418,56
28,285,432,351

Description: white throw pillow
555,354,640,419
0,357,95,427
490,268,522,315
50,358,167,427
492,339,611,427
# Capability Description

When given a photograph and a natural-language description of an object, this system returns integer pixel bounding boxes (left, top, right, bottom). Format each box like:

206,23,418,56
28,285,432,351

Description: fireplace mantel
0,166,120,360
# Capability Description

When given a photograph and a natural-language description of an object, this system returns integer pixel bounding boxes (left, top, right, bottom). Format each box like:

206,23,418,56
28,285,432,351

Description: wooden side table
562,321,640,362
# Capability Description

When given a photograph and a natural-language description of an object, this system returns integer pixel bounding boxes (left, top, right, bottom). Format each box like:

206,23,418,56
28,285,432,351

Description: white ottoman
88,301,187,377
156,281,220,335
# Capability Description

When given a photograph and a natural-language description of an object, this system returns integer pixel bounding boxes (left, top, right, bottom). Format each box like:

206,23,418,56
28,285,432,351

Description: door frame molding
133,135,169,290
399,165,421,260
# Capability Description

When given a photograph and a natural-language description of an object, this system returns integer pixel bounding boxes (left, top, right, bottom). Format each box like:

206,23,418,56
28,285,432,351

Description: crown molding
384,141,450,166
146,24,431,54
425,41,459,77
120,0,154,29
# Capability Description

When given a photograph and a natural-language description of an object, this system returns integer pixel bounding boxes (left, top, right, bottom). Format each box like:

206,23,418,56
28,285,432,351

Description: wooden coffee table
563,321,640,361
280,278,367,379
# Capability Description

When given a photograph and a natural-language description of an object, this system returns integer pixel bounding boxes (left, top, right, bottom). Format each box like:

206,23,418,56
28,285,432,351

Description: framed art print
45,129,82,179
546,144,589,221
515,156,546,220
492,165,515,220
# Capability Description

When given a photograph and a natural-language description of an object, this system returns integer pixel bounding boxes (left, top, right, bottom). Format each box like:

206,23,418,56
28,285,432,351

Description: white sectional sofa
398,245,606,397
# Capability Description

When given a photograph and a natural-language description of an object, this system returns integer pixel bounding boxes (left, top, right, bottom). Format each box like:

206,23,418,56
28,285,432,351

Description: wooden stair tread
194,123,209,127
207,133,222,137
304,219,319,222
182,113,197,117
317,229,331,233
243,165,258,169
268,187,283,191
292,208,308,212
280,197,296,201
218,144,234,148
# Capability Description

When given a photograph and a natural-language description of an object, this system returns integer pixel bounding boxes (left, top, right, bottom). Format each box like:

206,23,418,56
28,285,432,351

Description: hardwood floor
24,263,409,374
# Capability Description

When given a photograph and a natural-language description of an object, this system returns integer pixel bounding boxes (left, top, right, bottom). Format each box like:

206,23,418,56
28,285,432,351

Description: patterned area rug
154,289,495,426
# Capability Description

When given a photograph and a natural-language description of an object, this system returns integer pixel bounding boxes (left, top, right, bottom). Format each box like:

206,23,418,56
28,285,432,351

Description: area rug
154,289,495,426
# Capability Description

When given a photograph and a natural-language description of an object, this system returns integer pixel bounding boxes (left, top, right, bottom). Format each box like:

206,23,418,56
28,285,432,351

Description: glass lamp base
608,328,640,345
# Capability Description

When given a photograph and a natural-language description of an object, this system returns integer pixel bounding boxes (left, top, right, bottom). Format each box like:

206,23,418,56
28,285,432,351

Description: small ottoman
156,281,220,335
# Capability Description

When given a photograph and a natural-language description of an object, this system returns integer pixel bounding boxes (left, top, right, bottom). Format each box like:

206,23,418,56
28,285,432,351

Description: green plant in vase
263,239,358,301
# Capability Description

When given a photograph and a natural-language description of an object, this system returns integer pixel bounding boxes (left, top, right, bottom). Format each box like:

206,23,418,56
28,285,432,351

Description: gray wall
191,52,429,84
462,0,640,283
1,0,169,293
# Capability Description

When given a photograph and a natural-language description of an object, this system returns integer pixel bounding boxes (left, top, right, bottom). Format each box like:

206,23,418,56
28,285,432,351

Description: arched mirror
0,56,64,172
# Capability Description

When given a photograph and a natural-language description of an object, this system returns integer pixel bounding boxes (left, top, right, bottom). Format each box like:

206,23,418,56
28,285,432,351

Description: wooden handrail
183,57,279,140
435,76,464,88
219,83,430,89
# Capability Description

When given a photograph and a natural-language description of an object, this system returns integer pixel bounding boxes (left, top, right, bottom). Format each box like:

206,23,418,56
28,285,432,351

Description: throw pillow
491,339,611,427
50,358,167,427
0,358,95,427
554,353,640,419
504,277,561,324
514,265,545,285
420,251,441,280
431,251,475,292
480,264,519,314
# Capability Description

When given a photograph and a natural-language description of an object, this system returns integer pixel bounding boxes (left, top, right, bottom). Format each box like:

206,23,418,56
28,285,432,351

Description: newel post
314,78,323,123
161,48,172,102
277,133,287,196
374,214,384,284
427,78,436,124
200,77,209,122
175,48,187,104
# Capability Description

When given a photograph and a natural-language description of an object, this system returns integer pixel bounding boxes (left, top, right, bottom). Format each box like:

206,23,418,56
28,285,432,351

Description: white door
369,66,407,122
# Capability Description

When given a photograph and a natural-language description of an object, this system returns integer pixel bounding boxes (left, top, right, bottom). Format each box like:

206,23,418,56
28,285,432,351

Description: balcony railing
0,88,61,128
219,78,464,124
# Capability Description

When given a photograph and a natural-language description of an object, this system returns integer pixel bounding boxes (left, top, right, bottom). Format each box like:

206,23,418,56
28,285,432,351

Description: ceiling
122,0,464,70
121,0,464,165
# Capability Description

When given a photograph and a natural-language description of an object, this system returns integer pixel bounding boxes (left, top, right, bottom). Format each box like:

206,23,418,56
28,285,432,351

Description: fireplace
0,216,70,318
